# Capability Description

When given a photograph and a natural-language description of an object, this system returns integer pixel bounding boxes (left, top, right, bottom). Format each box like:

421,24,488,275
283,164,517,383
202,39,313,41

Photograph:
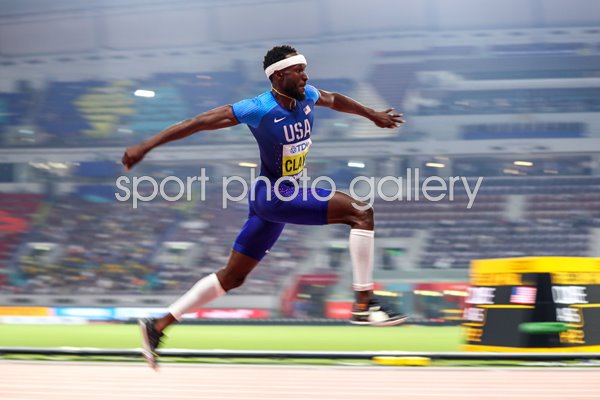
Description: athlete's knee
216,269,248,291
350,203,374,230
227,274,247,290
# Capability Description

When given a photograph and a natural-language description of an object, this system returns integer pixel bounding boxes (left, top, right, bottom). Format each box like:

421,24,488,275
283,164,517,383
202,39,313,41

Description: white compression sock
349,229,375,292
168,273,226,321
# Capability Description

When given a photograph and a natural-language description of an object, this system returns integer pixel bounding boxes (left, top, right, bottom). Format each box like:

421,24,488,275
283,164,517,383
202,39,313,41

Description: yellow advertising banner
0,307,50,316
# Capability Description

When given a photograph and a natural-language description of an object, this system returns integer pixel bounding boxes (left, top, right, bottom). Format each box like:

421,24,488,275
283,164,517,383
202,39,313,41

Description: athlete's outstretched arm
316,89,405,129
122,105,239,170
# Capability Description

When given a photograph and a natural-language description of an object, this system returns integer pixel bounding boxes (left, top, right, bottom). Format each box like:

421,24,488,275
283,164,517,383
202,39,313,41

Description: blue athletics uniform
230,84,332,260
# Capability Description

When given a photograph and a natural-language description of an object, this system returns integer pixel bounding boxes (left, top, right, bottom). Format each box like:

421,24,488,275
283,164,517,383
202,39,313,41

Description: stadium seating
416,177,599,268
6,188,306,295
414,88,600,117
2,51,600,146
2,174,599,292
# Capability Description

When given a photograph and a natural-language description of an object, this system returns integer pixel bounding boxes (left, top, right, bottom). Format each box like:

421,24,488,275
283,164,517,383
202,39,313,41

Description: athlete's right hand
122,144,147,171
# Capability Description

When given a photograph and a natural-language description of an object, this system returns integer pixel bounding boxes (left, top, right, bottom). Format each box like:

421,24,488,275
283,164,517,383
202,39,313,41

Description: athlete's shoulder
305,84,320,103
232,91,278,128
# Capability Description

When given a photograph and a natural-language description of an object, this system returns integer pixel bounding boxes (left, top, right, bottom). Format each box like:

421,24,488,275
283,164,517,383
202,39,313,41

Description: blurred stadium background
0,0,599,334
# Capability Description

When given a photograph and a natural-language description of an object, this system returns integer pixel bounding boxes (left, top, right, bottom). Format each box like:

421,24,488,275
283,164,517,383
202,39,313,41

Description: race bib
282,138,311,177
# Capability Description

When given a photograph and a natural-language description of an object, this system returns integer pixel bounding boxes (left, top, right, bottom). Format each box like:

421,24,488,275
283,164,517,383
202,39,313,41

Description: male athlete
122,45,407,368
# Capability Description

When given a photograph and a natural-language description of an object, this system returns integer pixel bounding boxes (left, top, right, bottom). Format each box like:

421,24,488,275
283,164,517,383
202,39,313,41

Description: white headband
264,54,307,78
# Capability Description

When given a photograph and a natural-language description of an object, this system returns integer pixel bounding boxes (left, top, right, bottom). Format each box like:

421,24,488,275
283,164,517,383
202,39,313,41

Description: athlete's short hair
263,45,298,76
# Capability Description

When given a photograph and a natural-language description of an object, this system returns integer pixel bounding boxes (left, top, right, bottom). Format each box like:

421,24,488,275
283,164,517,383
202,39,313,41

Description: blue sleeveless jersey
232,85,320,180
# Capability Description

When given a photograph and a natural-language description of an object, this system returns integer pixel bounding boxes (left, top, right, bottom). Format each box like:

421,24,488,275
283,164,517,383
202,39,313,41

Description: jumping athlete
122,45,407,369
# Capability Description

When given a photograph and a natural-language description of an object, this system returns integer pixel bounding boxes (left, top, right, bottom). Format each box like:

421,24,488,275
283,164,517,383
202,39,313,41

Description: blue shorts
233,179,332,261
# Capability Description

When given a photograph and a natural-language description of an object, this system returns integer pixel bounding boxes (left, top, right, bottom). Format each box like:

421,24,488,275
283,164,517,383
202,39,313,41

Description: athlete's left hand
371,108,405,128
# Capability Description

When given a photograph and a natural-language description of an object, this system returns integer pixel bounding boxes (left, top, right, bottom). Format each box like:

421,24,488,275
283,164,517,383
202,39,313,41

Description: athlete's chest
263,103,314,144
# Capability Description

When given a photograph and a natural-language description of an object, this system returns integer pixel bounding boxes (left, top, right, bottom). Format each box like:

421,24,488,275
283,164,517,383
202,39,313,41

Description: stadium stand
418,177,600,268
4,186,309,295
1,26,599,298
2,48,600,146
4,173,598,296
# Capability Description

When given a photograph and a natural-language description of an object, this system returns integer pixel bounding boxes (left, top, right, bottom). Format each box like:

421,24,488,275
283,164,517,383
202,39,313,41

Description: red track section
0,362,599,399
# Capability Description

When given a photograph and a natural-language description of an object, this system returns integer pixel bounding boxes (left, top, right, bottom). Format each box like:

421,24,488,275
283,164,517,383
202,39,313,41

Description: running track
0,362,599,399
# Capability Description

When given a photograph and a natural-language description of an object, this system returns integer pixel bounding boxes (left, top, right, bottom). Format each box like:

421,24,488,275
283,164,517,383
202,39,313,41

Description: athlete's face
281,62,308,101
